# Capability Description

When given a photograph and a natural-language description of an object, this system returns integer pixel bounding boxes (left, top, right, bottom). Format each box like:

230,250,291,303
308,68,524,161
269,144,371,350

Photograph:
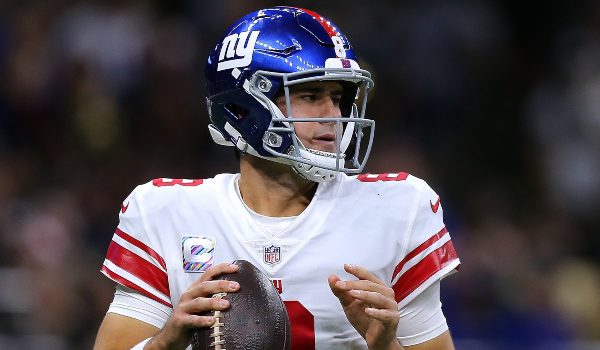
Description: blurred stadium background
1,1,599,349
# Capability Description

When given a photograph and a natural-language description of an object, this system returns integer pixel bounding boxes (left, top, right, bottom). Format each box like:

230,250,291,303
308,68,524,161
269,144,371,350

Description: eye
299,94,317,102
331,95,342,106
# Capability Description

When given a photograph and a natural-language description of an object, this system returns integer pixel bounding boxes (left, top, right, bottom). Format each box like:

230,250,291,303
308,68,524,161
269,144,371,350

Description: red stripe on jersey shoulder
392,239,458,303
105,239,170,297
101,265,173,308
115,228,166,270
297,8,339,37
391,227,448,282
152,178,204,187
357,173,409,183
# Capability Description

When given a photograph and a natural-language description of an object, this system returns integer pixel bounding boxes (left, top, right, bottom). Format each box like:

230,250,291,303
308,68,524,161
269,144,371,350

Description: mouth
314,133,336,142
311,133,337,152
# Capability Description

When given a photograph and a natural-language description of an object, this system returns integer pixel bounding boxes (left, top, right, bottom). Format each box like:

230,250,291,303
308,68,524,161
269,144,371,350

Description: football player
94,6,460,350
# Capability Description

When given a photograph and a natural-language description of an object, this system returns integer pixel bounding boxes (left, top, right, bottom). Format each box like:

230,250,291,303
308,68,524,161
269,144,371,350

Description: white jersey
101,172,460,349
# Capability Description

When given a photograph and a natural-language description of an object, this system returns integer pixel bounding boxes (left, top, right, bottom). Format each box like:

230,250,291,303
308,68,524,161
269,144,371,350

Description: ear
225,103,249,119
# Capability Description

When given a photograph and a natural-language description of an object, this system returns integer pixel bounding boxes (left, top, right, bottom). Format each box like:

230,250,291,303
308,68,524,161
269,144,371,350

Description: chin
307,142,337,154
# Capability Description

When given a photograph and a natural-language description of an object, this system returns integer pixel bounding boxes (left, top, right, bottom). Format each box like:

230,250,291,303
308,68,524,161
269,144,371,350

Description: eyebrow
290,86,343,95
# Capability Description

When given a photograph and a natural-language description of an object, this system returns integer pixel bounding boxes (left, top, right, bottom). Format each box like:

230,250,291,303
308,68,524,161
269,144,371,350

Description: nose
319,97,341,119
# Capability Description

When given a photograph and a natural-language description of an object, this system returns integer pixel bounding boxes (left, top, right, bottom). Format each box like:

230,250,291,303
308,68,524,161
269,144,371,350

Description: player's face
275,81,343,153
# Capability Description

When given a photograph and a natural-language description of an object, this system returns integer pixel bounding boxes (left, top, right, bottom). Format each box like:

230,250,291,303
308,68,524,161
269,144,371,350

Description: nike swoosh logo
430,197,441,213
120,202,129,214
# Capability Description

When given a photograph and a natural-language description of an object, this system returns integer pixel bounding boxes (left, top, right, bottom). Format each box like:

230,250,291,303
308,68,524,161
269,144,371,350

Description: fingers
330,264,397,310
159,294,233,347
346,289,396,313
156,262,243,347
195,279,240,297
344,263,385,285
335,265,392,297
182,314,217,329
173,299,226,329
173,279,240,330
363,306,399,324
181,263,240,300
184,280,239,311
175,261,241,330
188,262,240,288
328,274,356,307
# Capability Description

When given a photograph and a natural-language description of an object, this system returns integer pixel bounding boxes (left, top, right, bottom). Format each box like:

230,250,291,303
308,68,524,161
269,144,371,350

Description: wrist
369,338,403,350
142,330,191,350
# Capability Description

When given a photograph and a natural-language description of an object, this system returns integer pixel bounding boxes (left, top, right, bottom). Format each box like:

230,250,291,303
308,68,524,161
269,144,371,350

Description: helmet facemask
246,66,375,182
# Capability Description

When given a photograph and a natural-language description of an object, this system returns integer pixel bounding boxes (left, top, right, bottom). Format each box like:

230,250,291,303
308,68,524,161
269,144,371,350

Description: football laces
209,292,227,349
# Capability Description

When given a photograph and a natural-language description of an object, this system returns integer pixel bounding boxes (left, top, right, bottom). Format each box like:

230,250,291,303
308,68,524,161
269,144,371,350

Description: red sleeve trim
392,239,458,303
115,228,167,270
391,227,448,282
101,265,173,308
105,239,170,297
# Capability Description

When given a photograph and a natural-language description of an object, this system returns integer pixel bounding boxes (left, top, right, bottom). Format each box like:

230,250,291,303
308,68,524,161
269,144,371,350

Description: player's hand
328,264,402,350
145,262,240,350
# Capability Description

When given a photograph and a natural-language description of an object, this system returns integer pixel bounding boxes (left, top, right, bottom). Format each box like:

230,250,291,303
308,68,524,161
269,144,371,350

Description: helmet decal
217,30,260,71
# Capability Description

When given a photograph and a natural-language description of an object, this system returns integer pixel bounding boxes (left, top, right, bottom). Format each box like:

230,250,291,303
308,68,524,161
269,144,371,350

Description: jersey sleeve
108,285,171,329
100,184,173,308
396,280,449,346
391,180,460,308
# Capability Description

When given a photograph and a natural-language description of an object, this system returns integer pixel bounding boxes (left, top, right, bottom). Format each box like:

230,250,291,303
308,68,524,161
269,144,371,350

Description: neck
238,155,318,217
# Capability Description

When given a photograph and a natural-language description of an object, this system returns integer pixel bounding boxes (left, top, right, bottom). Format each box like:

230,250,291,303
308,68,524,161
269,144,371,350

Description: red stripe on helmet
296,8,340,38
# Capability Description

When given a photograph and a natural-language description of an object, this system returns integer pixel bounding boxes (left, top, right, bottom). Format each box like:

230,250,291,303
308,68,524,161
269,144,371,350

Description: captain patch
182,236,216,273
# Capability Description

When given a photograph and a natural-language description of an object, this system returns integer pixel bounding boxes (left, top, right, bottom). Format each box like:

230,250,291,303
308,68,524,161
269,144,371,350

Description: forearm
142,332,191,350
93,313,161,350
372,338,404,350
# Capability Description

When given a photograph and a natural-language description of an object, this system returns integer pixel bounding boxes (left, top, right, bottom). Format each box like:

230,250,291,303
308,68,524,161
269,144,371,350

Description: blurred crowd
0,1,599,349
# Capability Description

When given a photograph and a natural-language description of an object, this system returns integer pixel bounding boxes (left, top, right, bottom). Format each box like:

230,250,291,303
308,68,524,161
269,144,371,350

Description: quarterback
93,6,460,350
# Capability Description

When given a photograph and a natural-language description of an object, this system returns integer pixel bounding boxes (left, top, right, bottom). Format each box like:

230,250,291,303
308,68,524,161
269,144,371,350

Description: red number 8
284,301,315,349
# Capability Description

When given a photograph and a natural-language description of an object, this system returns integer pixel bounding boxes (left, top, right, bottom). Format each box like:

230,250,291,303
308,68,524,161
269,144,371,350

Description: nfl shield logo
264,245,281,266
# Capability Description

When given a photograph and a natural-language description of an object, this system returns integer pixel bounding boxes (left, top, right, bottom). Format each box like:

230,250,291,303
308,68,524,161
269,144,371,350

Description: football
191,260,291,350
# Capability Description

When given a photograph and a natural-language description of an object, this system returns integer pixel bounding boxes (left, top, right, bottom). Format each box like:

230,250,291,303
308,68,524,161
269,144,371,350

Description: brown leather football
191,260,291,350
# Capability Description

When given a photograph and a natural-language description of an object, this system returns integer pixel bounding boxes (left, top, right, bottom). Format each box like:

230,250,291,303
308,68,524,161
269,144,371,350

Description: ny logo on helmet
217,30,260,71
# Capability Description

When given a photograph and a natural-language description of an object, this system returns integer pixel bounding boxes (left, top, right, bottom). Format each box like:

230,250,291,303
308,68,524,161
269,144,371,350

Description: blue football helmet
205,6,375,182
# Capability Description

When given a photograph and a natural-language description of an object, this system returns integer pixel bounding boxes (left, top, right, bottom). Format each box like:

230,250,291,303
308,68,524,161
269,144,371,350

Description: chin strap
289,140,344,183
339,105,358,153
208,123,289,165
208,124,234,146
290,151,339,183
